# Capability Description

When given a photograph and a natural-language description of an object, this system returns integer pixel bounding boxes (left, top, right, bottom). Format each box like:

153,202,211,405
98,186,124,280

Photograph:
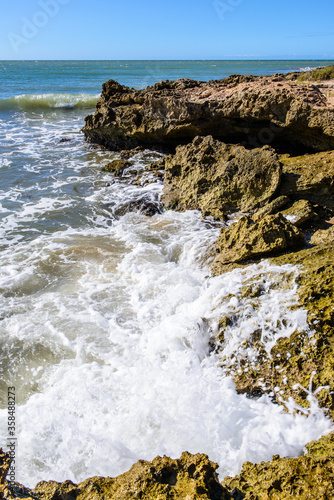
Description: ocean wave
297,66,320,72
0,93,100,112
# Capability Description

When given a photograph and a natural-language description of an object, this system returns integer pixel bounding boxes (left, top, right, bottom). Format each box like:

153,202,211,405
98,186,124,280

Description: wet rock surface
220,243,334,420
222,432,334,500
3,441,334,499
101,149,164,187
112,198,163,217
280,198,317,227
251,195,290,219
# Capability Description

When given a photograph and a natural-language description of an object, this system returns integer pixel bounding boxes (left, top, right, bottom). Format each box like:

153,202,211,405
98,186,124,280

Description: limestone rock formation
310,224,334,245
83,75,334,152
0,450,11,499
4,441,334,499
6,69,334,500
99,150,164,217
251,195,290,219
280,199,317,227
224,242,334,419
160,140,334,222
102,159,132,175
112,198,163,217
278,150,334,208
162,136,281,218
222,432,334,499
12,452,228,500
212,213,305,270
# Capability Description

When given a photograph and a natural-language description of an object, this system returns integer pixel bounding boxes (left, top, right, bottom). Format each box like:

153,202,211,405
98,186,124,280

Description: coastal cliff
3,68,334,499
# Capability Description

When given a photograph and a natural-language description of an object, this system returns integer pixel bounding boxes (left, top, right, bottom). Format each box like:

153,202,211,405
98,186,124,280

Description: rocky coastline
2,67,334,499
82,70,334,153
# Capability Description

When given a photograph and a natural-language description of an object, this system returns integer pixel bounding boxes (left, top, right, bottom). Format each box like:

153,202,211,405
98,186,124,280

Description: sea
0,60,333,489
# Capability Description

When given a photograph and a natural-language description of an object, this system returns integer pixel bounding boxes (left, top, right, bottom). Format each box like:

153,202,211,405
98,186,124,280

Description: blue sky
1,0,334,60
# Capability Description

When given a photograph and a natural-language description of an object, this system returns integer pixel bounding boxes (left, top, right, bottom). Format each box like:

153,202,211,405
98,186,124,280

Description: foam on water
0,211,332,488
0,85,332,489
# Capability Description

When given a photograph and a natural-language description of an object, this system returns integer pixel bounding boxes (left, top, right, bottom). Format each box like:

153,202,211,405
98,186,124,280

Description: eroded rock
279,150,334,208
212,213,305,272
29,452,228,500
8,70,334,500
280,199,317,227
102,159,133,175
0,449,11,499
102,150,164,187
310,224,334,245
224,243,334,419
83,74,334,152
252,195,290,219
222,432,334,499
112,198,163,217
162,136,281,219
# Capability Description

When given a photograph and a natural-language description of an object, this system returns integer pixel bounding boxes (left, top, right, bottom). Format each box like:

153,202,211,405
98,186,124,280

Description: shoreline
2,65,334,499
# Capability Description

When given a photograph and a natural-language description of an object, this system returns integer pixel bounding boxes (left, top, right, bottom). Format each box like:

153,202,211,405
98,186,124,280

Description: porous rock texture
217,241,334,420
280,198,316,227
222,432,334,500
4,452,228,500
0,450,11,499
82,74,334,152
212,213,305,269
3,442,334,499
278,150,334,208
161,136,281,218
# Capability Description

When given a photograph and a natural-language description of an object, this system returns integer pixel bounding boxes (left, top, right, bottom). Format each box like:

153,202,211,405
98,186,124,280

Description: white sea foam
0,212,332,488
0,157,11,168
0,99,332,490
284,214,298,223
298,66,318,72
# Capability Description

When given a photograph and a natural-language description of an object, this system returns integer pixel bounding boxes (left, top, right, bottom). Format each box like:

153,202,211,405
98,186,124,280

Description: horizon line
1,58,334,62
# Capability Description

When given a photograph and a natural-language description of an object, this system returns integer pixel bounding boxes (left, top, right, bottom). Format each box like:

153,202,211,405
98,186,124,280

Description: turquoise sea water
0,60,333,488
1,59,334,98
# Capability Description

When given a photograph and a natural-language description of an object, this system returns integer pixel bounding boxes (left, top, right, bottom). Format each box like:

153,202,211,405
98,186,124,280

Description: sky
0,0,334,60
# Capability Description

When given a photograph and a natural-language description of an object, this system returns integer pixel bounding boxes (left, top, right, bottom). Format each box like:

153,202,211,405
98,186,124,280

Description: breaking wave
0,93,100,112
